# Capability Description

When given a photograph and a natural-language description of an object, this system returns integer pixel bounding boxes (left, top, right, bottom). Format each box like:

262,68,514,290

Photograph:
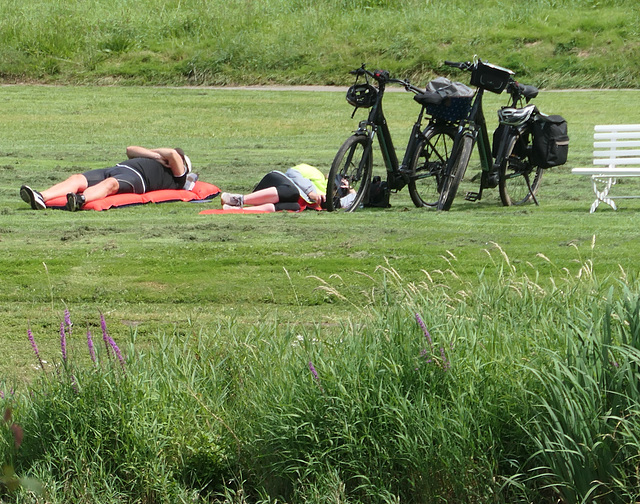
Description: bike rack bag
531,114,570,168
425,77,474,122
470,60,514,94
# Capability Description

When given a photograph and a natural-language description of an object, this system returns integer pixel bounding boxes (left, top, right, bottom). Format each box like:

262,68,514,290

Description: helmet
346,83,377,108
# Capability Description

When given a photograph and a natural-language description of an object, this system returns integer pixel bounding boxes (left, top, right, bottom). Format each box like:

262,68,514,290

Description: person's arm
126,146,186,177
285,168,326,204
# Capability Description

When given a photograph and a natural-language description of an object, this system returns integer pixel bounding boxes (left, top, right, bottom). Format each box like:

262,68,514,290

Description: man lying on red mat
20,146,192,212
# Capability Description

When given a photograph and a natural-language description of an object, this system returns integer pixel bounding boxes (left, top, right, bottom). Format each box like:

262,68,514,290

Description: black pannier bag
531,114,569,168
365,175,390,208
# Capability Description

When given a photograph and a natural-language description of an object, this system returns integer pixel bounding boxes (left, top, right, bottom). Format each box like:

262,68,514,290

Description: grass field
0,0,639,88
2,83,640,384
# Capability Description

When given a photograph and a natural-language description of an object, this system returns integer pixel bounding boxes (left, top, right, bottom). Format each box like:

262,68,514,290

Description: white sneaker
183,172,198,191
220,192,244,207
20,185,46,210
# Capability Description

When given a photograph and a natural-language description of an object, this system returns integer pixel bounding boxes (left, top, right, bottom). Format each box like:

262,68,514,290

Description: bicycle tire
498,134,543,206
326,135,372,212
437,134,473,211
408,125,457,208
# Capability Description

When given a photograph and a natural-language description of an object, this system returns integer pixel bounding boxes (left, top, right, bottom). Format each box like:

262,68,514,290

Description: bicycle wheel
408,125,457,208
326,135,372,212
498,134,543,206
437,134,473,211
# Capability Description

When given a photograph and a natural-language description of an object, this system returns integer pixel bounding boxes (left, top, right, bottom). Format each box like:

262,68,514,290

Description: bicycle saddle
413,91,444,107
515,83,539,100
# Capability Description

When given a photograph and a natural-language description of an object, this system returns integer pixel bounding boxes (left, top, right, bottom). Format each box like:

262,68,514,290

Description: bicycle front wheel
326,135,372,212
498,135,543,206
437,134,473,211
408,125,457,208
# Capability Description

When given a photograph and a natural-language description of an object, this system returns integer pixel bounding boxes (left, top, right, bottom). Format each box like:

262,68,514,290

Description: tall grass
0,0,638,87
520,286,640,503
4,245,640,502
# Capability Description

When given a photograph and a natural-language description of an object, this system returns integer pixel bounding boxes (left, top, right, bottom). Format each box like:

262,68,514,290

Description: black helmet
346,83,377,108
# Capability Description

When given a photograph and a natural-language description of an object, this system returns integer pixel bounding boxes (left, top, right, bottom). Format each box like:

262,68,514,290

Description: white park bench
572,124,640,213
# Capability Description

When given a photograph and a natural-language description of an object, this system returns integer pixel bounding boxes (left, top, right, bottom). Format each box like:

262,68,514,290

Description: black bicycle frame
359,78,411,192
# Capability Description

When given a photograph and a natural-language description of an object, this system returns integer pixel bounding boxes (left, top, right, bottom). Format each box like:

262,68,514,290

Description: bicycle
326,65,461,212
435,57,547,210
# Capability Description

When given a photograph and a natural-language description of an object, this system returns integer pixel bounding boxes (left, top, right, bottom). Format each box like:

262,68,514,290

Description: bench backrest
593,124,640,168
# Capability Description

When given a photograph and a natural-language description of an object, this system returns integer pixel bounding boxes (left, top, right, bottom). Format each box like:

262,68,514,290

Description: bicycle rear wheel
408,125,457,208
326,135,372,212
437,134,473,211
498,134,543,206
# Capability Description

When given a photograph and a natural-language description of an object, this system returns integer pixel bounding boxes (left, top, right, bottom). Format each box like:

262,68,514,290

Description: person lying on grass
20,146,192,212
220,163,355,212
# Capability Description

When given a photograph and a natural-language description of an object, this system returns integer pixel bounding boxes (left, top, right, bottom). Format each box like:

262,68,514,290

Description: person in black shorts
20,146,192,211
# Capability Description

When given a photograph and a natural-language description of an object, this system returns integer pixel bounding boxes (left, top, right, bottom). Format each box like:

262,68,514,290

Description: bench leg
590,176,617,213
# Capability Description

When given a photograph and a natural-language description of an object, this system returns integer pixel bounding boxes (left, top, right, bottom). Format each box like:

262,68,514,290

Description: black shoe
66,193,85,212
20,185,46,210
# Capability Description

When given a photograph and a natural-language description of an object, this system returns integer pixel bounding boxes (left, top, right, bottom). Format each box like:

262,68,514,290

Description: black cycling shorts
253,171,300,210
83,165,146,194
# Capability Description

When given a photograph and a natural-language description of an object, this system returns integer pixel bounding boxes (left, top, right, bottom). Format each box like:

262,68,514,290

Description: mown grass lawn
1,85,640,383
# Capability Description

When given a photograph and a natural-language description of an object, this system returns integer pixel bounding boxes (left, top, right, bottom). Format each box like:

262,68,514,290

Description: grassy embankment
0,0,639,88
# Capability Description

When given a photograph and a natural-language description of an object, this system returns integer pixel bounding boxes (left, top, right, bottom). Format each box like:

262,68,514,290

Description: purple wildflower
107,335,126,372
100,312,112,358
64,308,72,337
60,320,67,363
309,361,319,381
415,313,433,350
86,327,96,365
419,349,433,364
0,390,3,399
27,324,46,372
308,361,323,392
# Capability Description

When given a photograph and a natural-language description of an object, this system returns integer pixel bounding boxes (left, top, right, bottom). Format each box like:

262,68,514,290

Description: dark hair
174,147,185,161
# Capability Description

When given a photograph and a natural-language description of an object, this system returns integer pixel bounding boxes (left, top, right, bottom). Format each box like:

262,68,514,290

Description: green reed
4,245,640,502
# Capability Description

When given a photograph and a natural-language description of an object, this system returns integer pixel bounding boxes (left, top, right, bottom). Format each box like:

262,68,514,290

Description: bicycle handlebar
349,65,423,94
444,60,473,71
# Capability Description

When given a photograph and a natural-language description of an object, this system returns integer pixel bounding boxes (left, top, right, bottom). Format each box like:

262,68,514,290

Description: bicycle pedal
465,192,481,202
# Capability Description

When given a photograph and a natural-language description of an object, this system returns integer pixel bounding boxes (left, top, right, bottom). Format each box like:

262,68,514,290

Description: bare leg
222,203,276,212
41,175,120,203
243,187,279,206
40,174,89,202
80,178,120,202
